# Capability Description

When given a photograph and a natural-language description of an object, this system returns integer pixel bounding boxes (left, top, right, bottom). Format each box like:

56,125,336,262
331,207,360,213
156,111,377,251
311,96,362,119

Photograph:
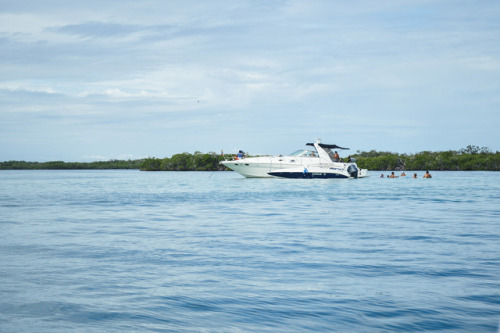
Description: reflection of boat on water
220,139,369,179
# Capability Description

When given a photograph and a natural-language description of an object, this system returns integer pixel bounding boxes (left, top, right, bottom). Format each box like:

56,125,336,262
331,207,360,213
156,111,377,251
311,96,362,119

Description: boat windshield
288,150,318,157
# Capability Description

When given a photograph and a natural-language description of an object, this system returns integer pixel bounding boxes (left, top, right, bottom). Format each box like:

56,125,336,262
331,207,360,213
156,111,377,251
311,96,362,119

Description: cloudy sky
1,1,499,161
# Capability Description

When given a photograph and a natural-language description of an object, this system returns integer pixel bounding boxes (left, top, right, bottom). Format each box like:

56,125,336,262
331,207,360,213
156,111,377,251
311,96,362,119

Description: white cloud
1,1,499,160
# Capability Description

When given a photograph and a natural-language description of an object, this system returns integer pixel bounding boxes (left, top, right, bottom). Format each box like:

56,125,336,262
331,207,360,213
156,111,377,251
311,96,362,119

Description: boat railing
221,154,274,161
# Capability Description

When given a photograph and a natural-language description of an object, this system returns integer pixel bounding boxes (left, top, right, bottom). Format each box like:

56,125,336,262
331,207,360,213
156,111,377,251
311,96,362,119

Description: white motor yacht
221,139,368,178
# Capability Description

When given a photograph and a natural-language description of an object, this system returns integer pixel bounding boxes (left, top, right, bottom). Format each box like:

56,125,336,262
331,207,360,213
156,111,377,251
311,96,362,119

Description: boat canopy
306,143,350,150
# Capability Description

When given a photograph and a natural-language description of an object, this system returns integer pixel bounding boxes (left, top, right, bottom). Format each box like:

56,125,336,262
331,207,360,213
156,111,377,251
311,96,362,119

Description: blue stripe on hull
268,172,349,179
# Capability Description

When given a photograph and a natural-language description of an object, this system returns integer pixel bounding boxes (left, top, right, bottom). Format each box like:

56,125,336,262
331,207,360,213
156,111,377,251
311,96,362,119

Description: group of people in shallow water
381,171,432,178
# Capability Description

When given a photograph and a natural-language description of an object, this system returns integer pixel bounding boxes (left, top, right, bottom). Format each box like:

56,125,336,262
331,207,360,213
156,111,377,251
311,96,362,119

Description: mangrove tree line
140,152,226,171
352,145,498,171
0,159,143,170
1,146,498,171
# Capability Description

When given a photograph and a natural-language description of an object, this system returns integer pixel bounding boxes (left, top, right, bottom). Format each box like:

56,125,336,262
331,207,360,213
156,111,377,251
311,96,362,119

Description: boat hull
221,157,328,178
222,160,369,179
268,171,349,179
220,161,276,178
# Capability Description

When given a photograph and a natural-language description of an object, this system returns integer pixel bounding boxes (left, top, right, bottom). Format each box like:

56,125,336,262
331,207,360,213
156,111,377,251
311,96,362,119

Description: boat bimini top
306,142,350,163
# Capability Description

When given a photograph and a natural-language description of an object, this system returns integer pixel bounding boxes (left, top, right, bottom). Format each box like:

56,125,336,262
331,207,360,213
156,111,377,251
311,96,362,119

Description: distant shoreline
1,147,498,171
0,160,144,170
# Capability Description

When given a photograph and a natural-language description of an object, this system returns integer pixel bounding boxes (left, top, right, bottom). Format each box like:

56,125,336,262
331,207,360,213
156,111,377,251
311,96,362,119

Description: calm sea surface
0,170,499,332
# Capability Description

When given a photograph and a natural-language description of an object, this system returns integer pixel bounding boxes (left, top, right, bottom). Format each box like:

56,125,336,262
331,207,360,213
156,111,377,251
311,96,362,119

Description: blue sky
1,1,499,161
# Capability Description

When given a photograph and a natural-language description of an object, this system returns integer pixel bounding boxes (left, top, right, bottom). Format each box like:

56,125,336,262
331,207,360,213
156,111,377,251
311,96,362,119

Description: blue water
0,170,499,332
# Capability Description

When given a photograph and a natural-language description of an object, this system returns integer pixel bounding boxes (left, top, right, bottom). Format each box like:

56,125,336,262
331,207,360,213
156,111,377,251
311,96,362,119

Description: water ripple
0,170,499,332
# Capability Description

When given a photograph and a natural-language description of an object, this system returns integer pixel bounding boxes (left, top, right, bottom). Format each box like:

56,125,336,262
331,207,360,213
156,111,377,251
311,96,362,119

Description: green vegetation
139,145,499,171
352,145,499,171
1,146,498,171
140,152,227,171
0,159,143,170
